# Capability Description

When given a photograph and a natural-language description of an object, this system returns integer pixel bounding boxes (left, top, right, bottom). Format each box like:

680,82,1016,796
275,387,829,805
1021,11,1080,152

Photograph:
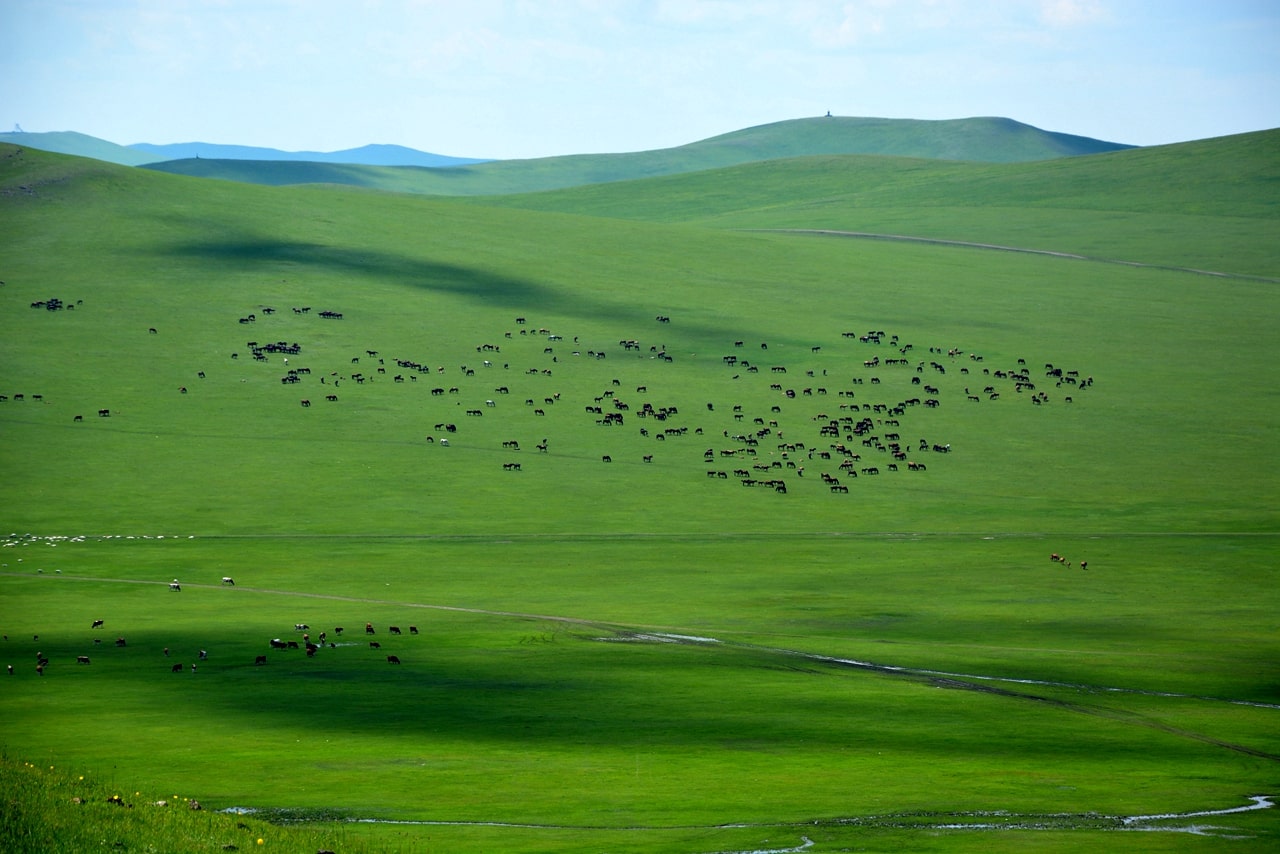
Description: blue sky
2,0,1276,158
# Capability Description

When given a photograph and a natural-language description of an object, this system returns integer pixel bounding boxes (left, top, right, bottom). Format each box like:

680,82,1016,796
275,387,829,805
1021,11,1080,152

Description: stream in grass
221,795,1273,840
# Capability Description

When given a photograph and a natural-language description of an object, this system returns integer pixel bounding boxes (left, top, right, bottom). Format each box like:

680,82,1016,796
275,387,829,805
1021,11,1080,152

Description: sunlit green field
1,137,1277,852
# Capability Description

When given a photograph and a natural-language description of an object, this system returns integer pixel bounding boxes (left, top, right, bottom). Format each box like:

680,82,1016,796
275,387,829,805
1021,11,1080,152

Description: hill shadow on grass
29,624,1213,765
152,223,662,331
149,225,793,348
160,233,555,304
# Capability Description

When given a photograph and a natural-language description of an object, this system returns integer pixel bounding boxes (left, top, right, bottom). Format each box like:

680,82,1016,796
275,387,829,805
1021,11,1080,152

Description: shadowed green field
1,136,1277,852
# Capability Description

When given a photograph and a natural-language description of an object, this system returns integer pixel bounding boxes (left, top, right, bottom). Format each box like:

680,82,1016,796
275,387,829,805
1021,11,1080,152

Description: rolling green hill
140,116,1133,195
1,140,1277,853
474,128,1280,278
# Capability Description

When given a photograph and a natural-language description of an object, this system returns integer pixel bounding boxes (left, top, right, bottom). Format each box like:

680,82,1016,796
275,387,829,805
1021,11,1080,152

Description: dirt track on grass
755,229,1280,283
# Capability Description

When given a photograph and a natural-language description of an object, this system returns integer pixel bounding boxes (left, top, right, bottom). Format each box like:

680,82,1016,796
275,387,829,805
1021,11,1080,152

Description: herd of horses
4,308,1098,685
12,608,424,677
14,303,1093,501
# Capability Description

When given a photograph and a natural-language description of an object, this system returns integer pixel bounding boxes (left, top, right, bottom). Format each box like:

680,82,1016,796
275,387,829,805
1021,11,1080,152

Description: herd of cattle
9,300,1095,498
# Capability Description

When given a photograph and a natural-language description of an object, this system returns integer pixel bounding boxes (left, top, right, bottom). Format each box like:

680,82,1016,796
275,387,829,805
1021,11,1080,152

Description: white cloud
1039,0,1108,27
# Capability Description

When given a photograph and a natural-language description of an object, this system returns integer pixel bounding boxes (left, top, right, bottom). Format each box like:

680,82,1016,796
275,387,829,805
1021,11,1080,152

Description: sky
1,0,1277,159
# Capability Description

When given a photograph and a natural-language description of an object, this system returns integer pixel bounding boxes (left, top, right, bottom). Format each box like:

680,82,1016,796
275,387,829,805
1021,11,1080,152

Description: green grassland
1,134,1278,853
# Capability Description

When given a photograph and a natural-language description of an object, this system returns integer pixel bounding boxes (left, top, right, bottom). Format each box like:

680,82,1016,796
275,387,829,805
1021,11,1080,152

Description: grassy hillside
140,116,1133,195
1,143,1277,852
478,128,1280,278
692,115,1131,161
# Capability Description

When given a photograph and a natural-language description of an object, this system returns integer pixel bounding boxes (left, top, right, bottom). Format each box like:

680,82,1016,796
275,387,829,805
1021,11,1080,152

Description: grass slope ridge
0,131,157,167
140,115,1134,195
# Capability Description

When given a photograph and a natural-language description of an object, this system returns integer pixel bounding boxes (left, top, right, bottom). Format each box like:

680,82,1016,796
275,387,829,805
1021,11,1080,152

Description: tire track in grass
9,531,1280,544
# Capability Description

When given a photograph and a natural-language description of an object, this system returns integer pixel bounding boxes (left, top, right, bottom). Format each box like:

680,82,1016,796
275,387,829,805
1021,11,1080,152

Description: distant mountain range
0,130,486,168
0,117,1136,196
127,141,489,168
